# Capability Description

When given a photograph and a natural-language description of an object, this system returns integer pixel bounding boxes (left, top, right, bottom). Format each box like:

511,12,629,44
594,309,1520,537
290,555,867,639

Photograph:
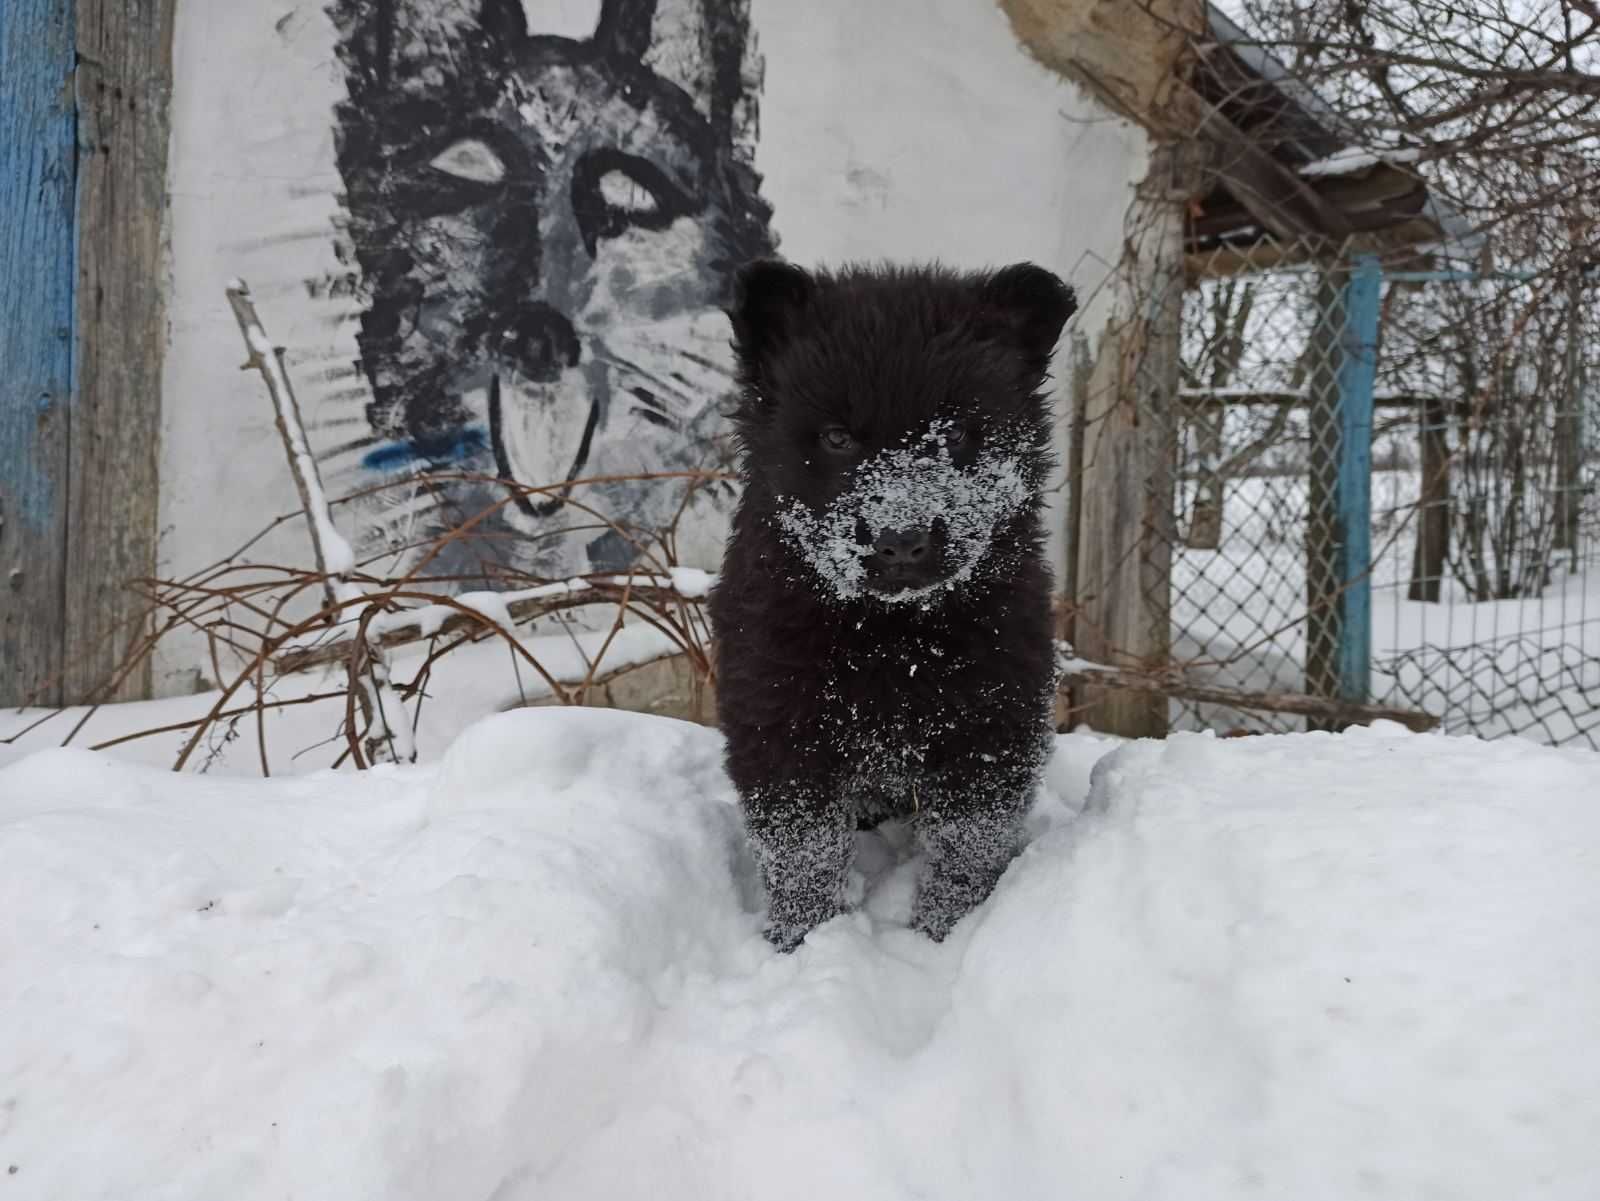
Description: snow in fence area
1172,471,1600,743
1,709,1597,1200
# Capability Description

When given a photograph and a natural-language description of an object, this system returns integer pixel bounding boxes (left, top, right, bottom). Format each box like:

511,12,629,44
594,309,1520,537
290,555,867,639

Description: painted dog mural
326,0,775,576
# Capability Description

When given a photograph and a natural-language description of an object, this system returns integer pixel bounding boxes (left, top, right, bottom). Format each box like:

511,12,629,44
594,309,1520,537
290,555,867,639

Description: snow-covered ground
0,622,684,777
2,708,1597,1200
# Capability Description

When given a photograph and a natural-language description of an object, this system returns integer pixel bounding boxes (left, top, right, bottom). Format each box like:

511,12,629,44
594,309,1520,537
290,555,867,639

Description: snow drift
1,710,1596,1200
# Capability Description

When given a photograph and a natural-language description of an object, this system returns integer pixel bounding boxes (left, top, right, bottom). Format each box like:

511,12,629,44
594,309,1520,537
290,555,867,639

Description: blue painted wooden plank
1335,253,1381,706
1,0,76,704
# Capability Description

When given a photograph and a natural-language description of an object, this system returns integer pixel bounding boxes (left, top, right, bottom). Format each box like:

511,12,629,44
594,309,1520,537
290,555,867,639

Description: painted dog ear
728,259,817,370
478,0,529,44
329,0,526,97
976,263,1076,368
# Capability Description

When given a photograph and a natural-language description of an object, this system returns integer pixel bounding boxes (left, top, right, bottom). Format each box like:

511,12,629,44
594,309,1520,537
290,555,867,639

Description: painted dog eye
572,149,693,256
820,426,857,453
596,170,659,217
429,139,506,185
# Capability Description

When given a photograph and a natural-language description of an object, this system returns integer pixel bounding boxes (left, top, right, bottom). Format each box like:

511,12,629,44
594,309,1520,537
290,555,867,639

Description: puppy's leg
743,789,854,952
910,742,1042,941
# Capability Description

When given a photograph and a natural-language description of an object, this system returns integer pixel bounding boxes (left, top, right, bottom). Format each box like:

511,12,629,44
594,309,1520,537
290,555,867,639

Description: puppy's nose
873,528,931,564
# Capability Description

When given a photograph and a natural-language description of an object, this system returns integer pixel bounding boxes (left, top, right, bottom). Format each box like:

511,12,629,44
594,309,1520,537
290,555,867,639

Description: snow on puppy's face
774,418,1033,603
727,261,1075,605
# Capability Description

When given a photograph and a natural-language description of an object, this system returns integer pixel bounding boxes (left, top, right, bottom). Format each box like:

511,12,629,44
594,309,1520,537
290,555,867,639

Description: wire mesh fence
1166,239,1599,748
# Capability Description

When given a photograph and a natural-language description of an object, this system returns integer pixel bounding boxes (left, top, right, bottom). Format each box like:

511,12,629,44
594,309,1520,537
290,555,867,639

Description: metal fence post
1335,253,1382,706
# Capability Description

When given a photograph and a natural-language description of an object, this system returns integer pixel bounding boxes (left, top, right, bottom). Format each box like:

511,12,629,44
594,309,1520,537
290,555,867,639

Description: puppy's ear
729,259,816,371
975,263,1076,368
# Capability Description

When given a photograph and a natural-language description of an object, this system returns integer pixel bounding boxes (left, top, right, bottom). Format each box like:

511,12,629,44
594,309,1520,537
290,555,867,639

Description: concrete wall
155,0,1148,696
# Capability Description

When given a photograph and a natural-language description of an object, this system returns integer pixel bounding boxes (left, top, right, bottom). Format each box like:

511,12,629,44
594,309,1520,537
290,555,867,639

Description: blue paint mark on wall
1,0,78,535
361,426,490,472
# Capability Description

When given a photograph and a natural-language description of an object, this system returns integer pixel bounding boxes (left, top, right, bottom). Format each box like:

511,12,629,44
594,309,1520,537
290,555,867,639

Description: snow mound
1,715,1596,1200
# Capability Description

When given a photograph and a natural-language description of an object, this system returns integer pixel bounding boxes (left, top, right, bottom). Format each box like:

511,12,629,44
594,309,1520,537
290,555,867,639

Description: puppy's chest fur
721,581,1053,738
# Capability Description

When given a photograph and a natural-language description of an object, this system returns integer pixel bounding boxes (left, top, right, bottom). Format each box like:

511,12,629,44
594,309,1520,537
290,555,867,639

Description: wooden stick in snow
225,280,416,765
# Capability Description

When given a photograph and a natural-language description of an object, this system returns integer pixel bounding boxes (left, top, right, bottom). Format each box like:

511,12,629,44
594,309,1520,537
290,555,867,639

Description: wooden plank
997,0,1204,133
64,0,177,703
1408,395,1451,601
1060,665,1438,733
1180,388,1437,410
1072,145,1187,738
1,0,76,707
1192,89,1355,244
1553,269,1584,554
1192,165,1426,242
1060,328,1091,646
272,578,708,675
1186,217,1443,281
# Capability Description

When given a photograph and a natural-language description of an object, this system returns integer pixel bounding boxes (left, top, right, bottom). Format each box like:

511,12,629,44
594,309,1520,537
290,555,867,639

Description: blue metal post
1334,253,1382,705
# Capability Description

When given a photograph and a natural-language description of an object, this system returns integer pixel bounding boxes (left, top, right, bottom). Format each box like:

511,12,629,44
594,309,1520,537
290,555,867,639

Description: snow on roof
1299,146,1424,178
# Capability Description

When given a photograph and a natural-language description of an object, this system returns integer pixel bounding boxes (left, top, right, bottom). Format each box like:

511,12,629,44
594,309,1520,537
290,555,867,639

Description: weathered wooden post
1071,145,1189,737
2,0,78,707
997,0,1204,738
1553,267,1585,557
1407,394,1451,602
0,0,175,708
66,0,177,704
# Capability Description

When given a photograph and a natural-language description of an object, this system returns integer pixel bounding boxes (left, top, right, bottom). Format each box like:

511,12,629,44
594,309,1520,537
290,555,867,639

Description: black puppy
710,260,1075,950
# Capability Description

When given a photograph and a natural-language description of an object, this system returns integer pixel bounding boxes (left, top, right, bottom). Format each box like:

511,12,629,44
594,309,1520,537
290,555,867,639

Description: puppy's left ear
976,263,1076,368
728,259,816,373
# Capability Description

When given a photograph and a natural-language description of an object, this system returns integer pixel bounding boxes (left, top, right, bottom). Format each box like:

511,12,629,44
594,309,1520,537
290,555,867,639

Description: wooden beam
1186,217,1444,280
1061,665,1439,733
1,0,76,707
1060,329,1091,648
1192,87,1356,243
64,0,177,703
1408,396,1451,601
1191,173,1427,242
1180,388,1438,410
1311,163,1427,213
1186,236,1325,280
272,578,708,675
1072,145,1188,738
996,0,1204,133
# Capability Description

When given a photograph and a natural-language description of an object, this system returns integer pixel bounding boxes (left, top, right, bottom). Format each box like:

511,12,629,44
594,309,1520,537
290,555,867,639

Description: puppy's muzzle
863,521,948,590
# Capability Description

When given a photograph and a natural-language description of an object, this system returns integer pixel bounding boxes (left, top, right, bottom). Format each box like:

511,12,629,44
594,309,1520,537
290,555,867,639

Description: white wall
156,0,1148,696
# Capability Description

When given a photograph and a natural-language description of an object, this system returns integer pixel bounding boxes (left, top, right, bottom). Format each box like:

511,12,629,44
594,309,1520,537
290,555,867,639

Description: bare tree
1185,1,1598,600
1211,0,1600,270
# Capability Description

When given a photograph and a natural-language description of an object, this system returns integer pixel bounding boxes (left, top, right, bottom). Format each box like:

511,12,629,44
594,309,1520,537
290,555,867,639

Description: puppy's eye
820,426,857,453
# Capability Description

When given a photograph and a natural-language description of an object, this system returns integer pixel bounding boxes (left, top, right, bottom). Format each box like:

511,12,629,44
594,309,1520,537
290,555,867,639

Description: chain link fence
1165,239,1599,748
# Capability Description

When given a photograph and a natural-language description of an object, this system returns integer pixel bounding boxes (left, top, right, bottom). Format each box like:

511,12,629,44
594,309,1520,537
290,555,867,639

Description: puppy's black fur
711,260,1075,950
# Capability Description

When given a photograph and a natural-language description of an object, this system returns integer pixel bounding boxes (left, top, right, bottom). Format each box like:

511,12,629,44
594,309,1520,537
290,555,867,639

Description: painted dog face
329,0,774,572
